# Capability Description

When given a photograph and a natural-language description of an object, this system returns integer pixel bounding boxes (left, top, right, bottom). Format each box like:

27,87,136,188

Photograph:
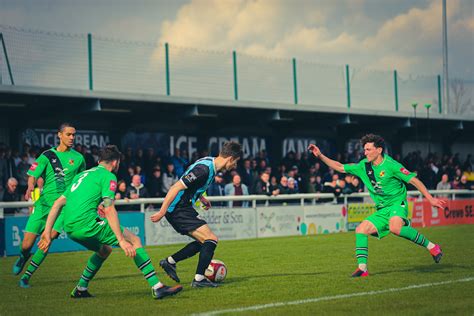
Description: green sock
134,247,159,287
355,233,368,265
21,249,48,280
399,226,430,247
77,253,106,288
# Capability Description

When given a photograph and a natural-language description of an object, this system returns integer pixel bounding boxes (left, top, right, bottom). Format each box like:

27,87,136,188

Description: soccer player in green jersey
13,123,86,288
38,145,182,299
308,134,446,277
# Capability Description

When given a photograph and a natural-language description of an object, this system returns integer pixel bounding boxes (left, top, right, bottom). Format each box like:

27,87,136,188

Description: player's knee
98,245,112,258
355,223,369,234
207,233,218,243
389,223,402,235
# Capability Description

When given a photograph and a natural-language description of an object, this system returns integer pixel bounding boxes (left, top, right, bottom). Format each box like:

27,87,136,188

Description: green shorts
66,219,124,252
24,202,64,235
365,200,410,239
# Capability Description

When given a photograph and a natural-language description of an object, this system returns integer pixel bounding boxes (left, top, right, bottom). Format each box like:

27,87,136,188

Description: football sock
171,241,202,263
77,253,106,289
399,226,430,247
194,274,205,281
21,249,48,280
134,247,160,287
196,240,217,276
355,233,368,268
426,242,435,250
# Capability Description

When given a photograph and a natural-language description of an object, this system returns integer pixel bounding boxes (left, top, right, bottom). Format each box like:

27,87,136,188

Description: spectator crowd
1,142,473,214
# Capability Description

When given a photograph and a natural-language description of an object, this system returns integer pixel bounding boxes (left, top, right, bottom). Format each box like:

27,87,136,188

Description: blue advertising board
3,212,145,256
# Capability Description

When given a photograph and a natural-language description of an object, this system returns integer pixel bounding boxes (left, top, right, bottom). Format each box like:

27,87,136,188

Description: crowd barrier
0,190,472,256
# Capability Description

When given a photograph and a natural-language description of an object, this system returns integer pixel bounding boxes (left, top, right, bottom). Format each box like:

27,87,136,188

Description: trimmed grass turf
1,225,473,315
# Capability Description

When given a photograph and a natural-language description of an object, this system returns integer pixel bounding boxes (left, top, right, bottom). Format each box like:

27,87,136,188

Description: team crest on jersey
109,180,117,191
184,172,197,183
29,162,38,171
379,170,385,177
400,168,410,175
69,159,74,165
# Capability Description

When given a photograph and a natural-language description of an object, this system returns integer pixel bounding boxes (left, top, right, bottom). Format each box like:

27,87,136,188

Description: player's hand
38,232,51,252
150,211,165,223
25,186,34,201
307,144,321,158
429,197,447,210
119,240,136,257
97,204,105,218
200,196,211,210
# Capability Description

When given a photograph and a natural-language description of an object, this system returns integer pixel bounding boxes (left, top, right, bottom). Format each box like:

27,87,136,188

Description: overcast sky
0,0,473,79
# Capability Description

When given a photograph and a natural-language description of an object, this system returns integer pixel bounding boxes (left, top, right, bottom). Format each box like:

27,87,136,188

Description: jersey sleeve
101,173,118,200
343,161,364,177
391,160,417,183
180,164,209,190
27,154,48,179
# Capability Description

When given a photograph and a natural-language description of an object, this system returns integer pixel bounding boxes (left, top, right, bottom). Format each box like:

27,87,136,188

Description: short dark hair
99,145,121,163
58,122,74,132
219,141,242,159
361,134,385,153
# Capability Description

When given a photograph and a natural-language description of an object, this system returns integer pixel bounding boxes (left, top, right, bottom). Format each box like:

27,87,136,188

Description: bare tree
450,79,472,114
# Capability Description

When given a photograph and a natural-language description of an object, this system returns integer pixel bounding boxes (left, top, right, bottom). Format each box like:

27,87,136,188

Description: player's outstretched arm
150,180,186,223
24,176,37,200
307,144,345,173
102,198,136,257
409,177,447,210
38,195,66,252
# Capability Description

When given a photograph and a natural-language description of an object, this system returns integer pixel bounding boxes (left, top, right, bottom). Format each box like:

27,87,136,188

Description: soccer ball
205,259,227,282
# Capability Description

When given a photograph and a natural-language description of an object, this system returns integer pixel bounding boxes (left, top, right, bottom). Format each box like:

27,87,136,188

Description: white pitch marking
193,277,474,316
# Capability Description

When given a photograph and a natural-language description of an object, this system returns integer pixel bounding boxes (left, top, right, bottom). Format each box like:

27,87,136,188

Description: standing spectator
126,174,150,211
224,174,249,208
16,153,30,195
307,175,323,193
135,165,146,184
239,159,254,191
81,145,95,169
207,172,226,207
4,148,18,181
147,167,164,198
463,165,474,185
253,172,271,204
2,177,21,215
161,162,178,195
458,175,472,190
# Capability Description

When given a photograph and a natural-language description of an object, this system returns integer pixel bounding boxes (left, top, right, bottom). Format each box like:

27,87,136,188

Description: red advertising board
411,199,474,227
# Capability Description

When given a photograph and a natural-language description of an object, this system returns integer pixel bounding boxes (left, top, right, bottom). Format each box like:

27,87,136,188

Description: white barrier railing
0,190,472,215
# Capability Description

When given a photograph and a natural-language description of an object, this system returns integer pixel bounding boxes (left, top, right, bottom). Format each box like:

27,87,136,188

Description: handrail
0,190,472,210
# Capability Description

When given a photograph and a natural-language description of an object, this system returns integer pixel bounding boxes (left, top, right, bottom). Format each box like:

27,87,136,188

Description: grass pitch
1,225,473,315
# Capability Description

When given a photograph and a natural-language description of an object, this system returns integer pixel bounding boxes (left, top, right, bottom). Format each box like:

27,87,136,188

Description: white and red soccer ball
205,259,227,282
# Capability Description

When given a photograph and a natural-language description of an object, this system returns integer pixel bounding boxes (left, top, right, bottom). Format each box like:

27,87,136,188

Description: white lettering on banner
282,138,317,156
169,136,198,160
12,226,21,247
209,137,266,158
24,129,110,148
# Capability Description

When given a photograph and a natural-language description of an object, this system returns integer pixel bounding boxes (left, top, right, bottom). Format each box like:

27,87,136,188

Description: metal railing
0,190,472,215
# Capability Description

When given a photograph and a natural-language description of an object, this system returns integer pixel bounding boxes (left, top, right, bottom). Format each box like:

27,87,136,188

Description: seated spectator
208,172,226,207
278,176,290,195
161,162,178,196
436,174,451,191
126,175,150,202
224,174,250,208
115,180,129,211
307,175,323,193
147,167,164,198
2,177,21,215
458,175,472,190
463,165,474,185
287,177,299,194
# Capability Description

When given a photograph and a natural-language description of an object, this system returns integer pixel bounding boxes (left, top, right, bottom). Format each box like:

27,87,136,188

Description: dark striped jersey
168,157,216,212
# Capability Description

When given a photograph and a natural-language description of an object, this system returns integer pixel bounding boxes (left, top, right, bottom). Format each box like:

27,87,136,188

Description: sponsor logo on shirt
400,168,410,175
184,172,197,183
109,180,117,192
379,170,385,177
29,162,38,171
69,159,74,165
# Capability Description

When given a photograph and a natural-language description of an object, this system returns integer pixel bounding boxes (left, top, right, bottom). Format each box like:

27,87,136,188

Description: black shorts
165,206,207,235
